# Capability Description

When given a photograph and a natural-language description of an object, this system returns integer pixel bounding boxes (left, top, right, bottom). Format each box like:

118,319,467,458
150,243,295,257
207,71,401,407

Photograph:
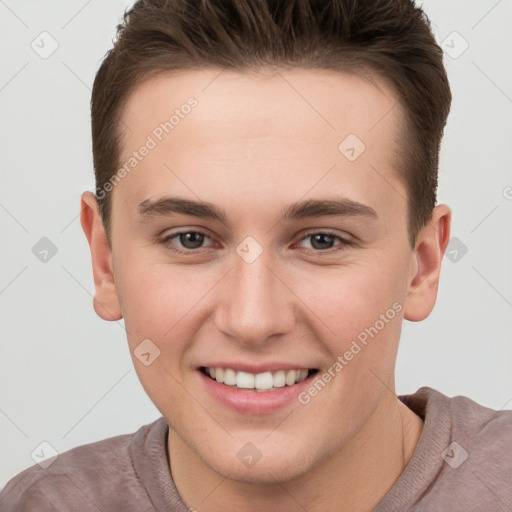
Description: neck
168,394,423,512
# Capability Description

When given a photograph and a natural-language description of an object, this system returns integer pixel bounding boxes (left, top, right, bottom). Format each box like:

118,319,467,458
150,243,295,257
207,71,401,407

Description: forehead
121,66,401,143
115,67,406,222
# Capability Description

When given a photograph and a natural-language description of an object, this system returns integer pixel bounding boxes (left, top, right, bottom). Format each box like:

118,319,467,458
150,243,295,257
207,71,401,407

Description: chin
199,444,319,485
211,461,306,485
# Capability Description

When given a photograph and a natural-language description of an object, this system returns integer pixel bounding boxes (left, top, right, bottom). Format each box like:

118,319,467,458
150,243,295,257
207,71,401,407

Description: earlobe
80,191,123,321
403,204,451,322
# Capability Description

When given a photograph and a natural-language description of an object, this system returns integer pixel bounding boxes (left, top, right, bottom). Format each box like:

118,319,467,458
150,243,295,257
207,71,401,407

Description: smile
200,366,318,392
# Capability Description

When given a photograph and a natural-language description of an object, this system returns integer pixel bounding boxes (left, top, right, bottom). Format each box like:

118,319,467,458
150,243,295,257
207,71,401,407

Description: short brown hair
91,0,451,246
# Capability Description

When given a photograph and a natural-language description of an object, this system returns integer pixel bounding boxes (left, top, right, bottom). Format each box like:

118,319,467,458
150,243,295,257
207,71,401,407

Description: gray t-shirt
1,386,511,511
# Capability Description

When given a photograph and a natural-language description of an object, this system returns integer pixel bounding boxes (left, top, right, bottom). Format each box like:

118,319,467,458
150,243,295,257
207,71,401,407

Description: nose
214,250,296,348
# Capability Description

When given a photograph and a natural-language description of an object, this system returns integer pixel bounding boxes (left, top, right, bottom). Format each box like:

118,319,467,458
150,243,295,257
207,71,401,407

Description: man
1,0,510,510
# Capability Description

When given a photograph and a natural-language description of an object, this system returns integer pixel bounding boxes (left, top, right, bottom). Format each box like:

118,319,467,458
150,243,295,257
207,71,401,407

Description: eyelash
159,229,352,256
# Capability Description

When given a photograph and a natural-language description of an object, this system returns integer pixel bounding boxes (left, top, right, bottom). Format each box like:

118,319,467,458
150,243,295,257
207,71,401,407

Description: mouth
199,366,319,392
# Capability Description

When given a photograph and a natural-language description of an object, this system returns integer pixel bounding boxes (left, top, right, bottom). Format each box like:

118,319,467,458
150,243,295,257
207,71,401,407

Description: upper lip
199,362,316,373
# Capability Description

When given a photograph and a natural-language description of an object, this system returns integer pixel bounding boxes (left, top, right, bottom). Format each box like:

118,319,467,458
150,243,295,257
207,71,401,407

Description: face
83,67,447,483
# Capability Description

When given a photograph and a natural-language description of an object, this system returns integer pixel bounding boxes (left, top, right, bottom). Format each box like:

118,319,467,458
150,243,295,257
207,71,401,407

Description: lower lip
198,370,314,415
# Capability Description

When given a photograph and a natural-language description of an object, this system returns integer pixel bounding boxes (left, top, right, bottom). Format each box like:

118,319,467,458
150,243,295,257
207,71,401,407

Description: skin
81,67,451,511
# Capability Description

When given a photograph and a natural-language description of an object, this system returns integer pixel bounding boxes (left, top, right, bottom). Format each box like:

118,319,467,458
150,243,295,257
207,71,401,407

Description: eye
297,231,351,252
159,229,351,255
160,230,215,254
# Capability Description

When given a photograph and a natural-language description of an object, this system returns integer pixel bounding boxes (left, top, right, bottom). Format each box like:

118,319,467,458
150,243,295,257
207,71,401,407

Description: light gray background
1,0,511,487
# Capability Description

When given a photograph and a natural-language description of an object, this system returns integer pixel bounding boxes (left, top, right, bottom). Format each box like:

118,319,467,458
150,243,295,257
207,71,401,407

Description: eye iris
311,234,335,250
180,232,204,249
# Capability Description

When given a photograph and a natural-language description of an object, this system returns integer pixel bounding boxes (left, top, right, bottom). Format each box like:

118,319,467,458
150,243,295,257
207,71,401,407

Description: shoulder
445,389,512,457
411,387,512,510
403,385,512,444
449,391,512,483
0,417,166,511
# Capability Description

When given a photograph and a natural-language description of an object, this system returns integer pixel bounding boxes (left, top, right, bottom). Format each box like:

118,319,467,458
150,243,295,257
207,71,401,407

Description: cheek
113,254,222,389
113,257,211,413
290,257,407,396
297,261,404,337
115,253,203,338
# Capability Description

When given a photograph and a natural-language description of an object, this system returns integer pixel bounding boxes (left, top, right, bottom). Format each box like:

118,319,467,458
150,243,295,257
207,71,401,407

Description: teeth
204,367,310,391
236,371,255,389
273,370,286,388
254,372,273,390
224,368,237,386
298,369,308,382
285,370,297,386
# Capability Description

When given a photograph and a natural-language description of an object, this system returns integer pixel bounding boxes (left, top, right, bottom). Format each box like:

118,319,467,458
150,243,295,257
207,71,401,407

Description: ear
403,204,451,322
80,191,122,321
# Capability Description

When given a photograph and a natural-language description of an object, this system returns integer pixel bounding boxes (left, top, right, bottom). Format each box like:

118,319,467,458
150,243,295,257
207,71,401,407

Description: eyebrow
137,196,378,223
